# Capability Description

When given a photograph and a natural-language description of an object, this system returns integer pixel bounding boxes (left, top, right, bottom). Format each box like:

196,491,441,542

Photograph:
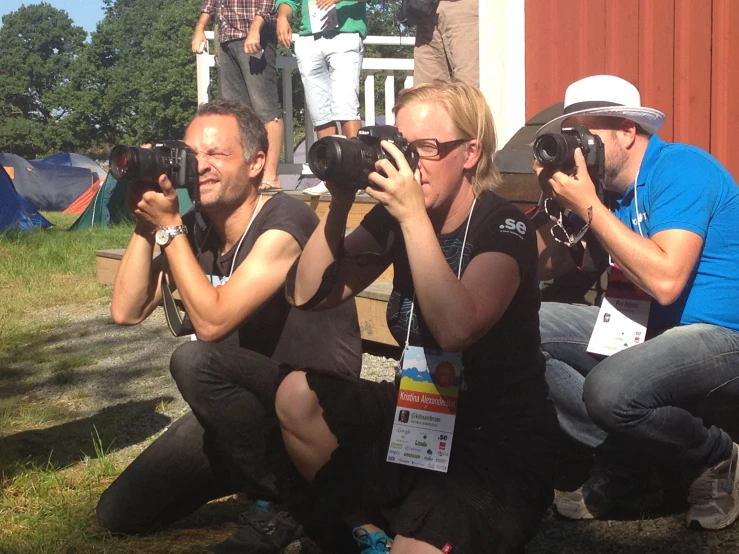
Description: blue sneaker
352,526,393,553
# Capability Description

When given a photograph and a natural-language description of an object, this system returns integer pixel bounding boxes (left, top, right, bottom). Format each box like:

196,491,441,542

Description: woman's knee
275,371,320,431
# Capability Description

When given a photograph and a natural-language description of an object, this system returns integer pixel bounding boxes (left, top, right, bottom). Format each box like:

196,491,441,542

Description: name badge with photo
386,346,462,473
587,265,651,357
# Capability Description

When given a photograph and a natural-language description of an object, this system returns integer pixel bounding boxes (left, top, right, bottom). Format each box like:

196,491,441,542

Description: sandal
258,181,283,193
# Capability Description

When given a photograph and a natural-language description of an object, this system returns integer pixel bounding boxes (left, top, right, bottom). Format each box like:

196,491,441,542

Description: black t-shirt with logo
182,193,362,376
360,191,548,426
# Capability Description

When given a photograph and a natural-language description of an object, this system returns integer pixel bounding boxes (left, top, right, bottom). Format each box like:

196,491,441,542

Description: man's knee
97,486,143,535
582,362,642,432
170,341,214,397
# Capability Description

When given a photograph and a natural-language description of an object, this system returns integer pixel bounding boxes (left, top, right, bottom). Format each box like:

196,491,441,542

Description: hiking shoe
554,465,663,520
208,500,305,554
353,526,393,553
687,442,739,530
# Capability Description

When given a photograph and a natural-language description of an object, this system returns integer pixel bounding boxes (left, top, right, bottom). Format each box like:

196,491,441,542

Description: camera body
109,140,199,202
307,125,419,191
533,125,605,189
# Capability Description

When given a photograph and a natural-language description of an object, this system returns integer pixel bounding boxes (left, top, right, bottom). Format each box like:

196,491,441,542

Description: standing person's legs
97,410,235,534
413,11,451,85
219,35,284,191
436,0,479,87
539,302,606,449
324,33,363,137
218,39,250,102
295,35,334,138
169,341,284,499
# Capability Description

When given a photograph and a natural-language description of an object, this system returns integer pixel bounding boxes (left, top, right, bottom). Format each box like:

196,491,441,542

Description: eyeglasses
409,138,469,159
544,198,592,247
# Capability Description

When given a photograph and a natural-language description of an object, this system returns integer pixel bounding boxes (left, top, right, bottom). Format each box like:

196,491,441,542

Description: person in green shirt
276,0,369,144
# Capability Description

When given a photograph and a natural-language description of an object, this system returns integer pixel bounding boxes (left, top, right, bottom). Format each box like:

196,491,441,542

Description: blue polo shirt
611,134,739,331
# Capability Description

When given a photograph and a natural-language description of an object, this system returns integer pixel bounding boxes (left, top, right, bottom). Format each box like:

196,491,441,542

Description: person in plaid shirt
192,0,285,193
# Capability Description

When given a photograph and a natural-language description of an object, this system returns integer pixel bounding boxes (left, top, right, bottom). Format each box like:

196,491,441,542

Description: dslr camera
533,125,605,187
109,140,199,202
307,125,419,191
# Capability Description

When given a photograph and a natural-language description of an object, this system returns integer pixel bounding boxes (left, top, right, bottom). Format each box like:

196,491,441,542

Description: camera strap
161,271,195,337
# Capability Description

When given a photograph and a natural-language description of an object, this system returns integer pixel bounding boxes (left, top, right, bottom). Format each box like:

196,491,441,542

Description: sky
0,0,107,36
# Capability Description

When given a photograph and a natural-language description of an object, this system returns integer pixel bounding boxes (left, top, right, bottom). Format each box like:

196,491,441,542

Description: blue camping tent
0,153,93,211
37,152,107,182
0,166,52,231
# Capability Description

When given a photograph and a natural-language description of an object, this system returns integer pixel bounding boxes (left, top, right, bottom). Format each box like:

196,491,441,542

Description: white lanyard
402,197,477,351
226,194,263,279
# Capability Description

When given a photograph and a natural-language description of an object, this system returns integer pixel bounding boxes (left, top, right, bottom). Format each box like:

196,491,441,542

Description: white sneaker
687,442,739,530
302,182,329,196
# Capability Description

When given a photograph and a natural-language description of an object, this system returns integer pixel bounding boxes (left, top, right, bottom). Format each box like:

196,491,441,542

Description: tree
0,3,86,158
64,0,202,156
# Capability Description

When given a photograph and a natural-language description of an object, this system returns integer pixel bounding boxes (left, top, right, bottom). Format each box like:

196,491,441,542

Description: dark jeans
540,302,739,471
97,341,286,534
218,25,282,122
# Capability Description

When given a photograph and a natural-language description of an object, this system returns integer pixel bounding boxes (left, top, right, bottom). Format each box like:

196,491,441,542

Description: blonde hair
393,80,502,195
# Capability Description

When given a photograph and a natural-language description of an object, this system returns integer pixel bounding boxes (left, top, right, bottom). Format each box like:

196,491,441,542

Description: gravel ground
4,300,739,553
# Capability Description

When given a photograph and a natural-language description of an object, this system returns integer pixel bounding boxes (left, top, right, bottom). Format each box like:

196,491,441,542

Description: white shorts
295,32,364,127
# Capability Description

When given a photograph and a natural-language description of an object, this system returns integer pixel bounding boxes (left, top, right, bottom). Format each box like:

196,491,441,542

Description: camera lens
110,146,135,180
308,141,340,180
533,132,581,167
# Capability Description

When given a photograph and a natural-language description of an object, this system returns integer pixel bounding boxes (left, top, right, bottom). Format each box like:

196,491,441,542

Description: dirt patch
2,300,739,552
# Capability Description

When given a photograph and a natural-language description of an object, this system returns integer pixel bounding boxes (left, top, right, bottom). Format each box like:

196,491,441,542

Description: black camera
109,140,199,201
533,125,605,186
307,125,419,191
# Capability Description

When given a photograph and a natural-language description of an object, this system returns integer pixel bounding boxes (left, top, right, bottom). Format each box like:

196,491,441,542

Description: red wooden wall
525,0,739,180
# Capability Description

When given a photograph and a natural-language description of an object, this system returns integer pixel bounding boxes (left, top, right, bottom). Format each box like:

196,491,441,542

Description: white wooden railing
196,31,414,175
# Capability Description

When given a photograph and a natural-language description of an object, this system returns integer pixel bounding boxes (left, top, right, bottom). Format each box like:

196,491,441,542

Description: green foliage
0,3,87,158
64,0,202,155
0,0,413,158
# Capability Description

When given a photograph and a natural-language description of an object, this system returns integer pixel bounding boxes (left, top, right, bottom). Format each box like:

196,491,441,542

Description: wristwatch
154,225,188,247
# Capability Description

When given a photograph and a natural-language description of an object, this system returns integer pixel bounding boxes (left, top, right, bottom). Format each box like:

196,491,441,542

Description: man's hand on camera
129,174,182,231
366,140,425,227
534,148,599,221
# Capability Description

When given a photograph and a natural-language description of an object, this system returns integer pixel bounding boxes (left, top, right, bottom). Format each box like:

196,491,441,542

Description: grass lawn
0,214,206,554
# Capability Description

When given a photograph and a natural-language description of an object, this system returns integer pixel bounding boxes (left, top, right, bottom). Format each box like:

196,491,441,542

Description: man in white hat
534,75,739,530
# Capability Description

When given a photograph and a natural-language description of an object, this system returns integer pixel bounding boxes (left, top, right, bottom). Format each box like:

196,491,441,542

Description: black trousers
96,341,362,553
97,342,286,534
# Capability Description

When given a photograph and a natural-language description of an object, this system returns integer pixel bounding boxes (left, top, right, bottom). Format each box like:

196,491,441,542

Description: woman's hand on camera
366,140,425,226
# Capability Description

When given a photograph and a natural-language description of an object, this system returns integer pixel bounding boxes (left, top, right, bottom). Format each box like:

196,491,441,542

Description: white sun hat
536,75,665,136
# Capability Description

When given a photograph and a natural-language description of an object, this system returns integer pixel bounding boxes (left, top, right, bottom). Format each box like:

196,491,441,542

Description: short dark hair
194,99,268,161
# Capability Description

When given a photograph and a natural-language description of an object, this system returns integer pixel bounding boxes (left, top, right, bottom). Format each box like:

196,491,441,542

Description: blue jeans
540,302,739,470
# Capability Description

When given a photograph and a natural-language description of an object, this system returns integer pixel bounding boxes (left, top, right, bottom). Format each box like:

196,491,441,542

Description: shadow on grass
0,313,185,404
0,396,175,482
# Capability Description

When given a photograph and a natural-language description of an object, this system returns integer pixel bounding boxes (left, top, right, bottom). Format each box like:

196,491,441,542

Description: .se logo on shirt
498,218,527,238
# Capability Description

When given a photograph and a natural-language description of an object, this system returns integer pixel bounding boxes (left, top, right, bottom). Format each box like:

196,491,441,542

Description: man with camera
192,0,284,192
533,74,739,529
96,99,362,553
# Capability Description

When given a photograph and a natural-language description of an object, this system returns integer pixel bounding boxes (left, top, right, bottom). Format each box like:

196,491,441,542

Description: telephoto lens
109,145,169,184
308,136,377,190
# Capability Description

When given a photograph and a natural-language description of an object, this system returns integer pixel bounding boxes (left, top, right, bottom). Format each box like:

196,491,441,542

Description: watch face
155,228,170,246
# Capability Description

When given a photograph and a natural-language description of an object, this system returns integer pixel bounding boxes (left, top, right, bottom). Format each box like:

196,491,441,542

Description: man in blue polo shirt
534,75,739,530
